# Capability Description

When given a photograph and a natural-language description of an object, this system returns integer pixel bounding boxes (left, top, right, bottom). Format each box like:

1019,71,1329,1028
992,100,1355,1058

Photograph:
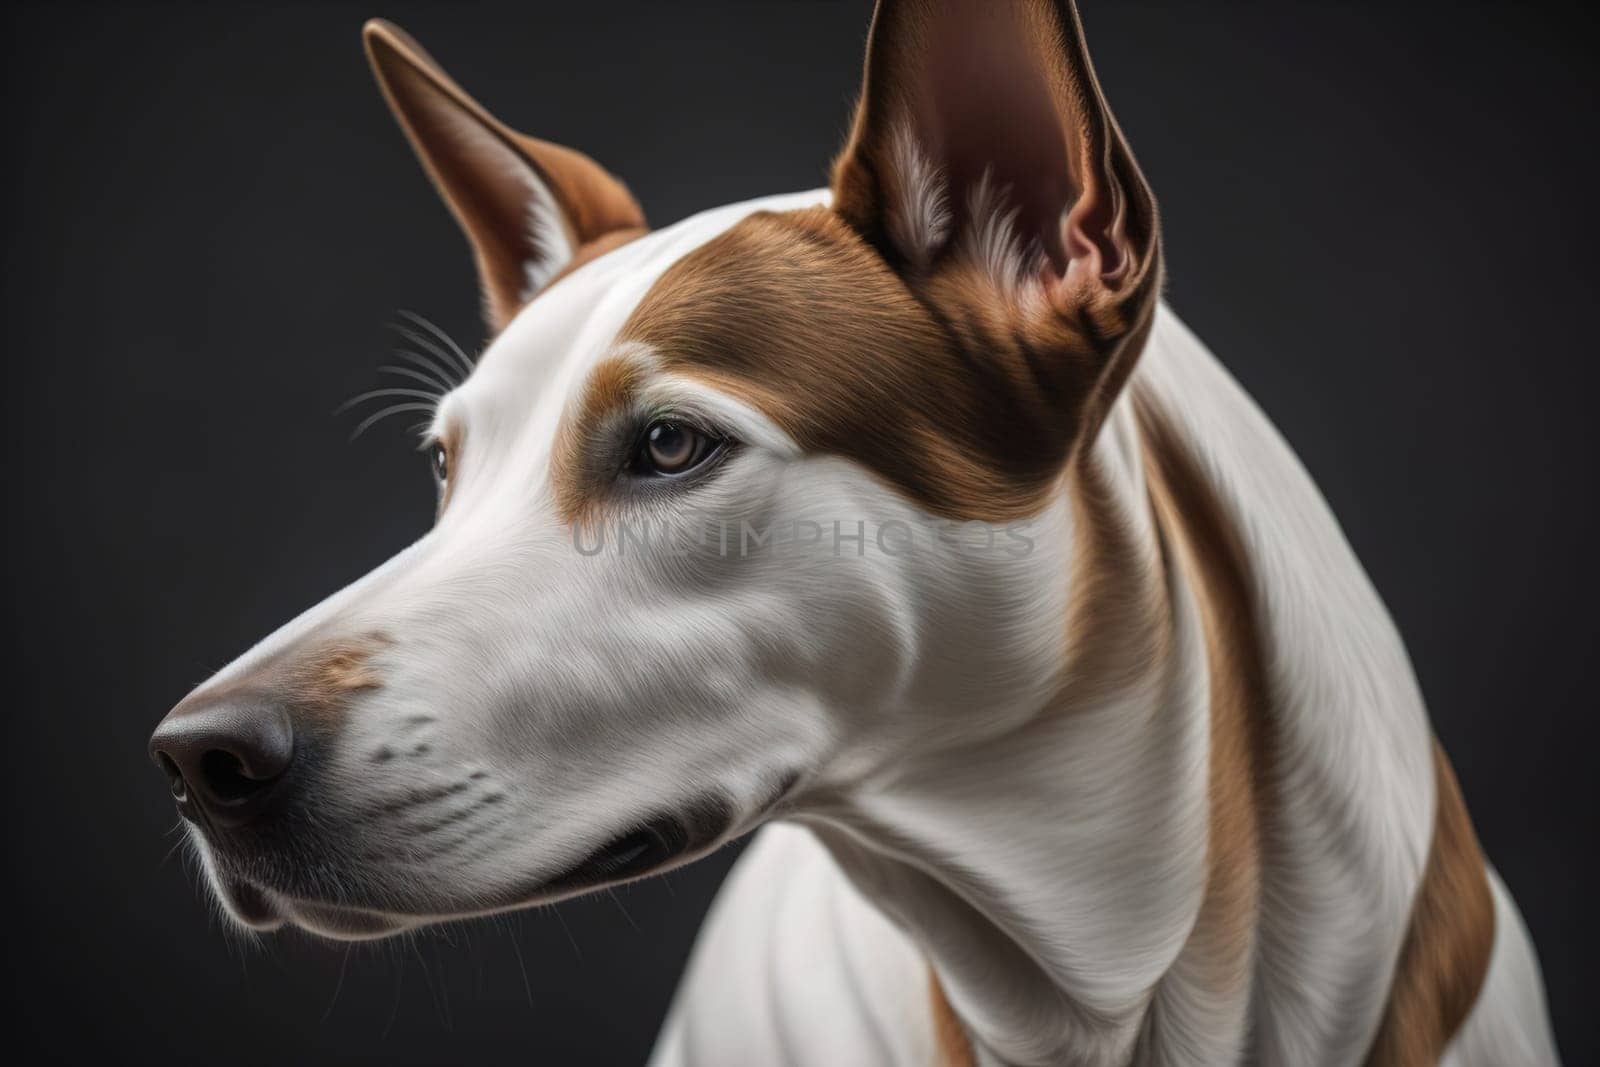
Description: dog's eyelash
336,311,474,443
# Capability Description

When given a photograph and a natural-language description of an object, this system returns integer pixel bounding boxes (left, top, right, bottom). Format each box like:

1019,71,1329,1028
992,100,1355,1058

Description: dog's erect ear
364,20,646,333
832,0,1158,349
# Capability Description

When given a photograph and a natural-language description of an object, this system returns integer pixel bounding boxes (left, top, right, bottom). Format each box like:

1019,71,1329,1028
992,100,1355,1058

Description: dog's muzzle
146,671,738,939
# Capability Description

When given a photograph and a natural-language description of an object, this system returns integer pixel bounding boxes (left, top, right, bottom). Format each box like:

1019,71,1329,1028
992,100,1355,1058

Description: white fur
887,128,952,271
1442,870,1560,1065
962,170,1034,296
886,131,1042,296
521,182,576,299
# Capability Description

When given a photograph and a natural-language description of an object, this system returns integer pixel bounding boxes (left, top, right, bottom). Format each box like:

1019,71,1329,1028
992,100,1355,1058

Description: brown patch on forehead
617,206,1109,520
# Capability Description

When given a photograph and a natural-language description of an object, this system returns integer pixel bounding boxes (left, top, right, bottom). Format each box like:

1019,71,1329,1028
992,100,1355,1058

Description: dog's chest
649,823,941,1067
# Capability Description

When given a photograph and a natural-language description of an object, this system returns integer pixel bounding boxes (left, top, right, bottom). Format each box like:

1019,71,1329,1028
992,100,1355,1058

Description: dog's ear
832,0,1159,407
364,20,646,333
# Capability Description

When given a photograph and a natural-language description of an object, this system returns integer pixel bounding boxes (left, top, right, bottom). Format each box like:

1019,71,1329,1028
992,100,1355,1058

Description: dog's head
151,0,1160,939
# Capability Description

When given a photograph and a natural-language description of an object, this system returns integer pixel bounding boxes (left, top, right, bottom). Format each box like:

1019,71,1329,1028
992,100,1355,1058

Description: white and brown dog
149,2,1559,1064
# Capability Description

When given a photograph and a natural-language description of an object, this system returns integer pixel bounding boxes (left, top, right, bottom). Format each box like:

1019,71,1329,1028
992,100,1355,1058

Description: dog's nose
149,694,295,827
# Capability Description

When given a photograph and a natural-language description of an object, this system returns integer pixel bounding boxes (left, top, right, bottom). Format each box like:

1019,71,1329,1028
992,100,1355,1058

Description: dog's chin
213,877,415,941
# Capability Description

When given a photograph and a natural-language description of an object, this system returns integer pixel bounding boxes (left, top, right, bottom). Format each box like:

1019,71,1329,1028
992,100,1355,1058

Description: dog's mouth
204,812,709,941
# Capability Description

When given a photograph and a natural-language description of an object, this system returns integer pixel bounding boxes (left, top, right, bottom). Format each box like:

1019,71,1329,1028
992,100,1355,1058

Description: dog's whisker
380,361,453,394
335,386,441,416
606,887,640,932
388,323,467,383
382,964,405,1039
410,937,452,1028
350,401,439,441
396,309,476,378
392,328,469,386
391,346,460,389
548,906,582,962
321,945,353,1022
507,923,539,1000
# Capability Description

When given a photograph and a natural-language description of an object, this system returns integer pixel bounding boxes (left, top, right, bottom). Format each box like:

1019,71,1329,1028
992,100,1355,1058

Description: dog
148,2,1559,1064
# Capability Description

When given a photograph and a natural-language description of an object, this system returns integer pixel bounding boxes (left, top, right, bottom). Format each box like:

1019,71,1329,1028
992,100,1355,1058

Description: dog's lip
219,876,414,941
212,869,412,940
203,799,735,937
283,899,414,941
204,826,683,940
214,876,286,933
213,832,681,939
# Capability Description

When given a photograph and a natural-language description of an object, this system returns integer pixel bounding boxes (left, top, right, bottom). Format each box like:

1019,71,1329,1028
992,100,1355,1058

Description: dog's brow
578,353,648,420
547,351,650,521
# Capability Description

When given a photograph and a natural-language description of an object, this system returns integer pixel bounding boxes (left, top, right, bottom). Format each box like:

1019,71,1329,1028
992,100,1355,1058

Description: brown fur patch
180,633,393,726
550,354,648,523
928,967,977,1067
1364,744,1496,1066
607,205,1135,522
1136,389,1494,1060
1136,393,1272,1030
290,636,390,709
1059,450,1173,701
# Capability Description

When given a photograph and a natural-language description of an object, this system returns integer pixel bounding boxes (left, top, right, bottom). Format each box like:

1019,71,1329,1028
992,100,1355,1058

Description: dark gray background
4,1,1595,1062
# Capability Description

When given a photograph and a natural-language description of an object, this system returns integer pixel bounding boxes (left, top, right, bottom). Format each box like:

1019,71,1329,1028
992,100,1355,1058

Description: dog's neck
795,336,1442,1066
803,394,1237,1065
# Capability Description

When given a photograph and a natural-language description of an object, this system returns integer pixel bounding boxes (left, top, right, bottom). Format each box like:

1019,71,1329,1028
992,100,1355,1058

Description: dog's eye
430,443,448,482
636,420,720,477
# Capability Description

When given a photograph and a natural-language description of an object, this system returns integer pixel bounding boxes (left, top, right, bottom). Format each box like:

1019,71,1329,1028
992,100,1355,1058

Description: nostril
155,752,187,802
199,749,274,804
